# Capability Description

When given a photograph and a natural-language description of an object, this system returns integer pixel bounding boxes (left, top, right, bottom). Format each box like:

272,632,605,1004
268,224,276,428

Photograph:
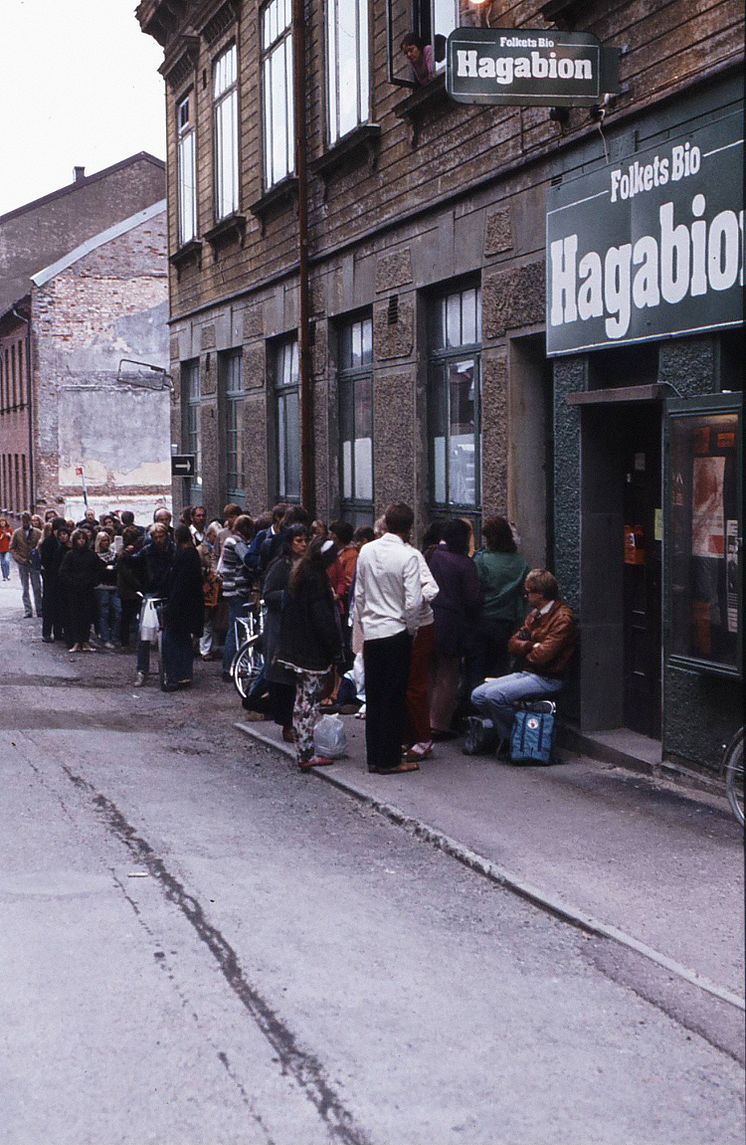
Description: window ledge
393,75,450,146
393,74,447,118
169,238,203,278
203,213,246,259
249,177,298,230
309,124,382,180
169,237,202,265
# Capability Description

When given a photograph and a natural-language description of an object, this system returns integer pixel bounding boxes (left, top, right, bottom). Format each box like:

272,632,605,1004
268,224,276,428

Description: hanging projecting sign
546,110,744,356
446,27,617,106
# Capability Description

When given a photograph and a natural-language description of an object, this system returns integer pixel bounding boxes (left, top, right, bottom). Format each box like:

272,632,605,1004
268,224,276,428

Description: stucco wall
31,211,171,516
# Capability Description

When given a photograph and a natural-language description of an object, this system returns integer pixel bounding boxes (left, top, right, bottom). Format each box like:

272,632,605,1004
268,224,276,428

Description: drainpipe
11,305,34,512
292,0,314,513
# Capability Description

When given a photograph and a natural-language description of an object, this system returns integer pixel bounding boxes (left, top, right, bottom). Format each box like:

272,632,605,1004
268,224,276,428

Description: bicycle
722,725,744,827
230,600,264,699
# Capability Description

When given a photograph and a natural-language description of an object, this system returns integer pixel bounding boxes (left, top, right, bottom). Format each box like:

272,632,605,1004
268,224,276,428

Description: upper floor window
389,0,456,85
326,0,370,145
213,43,239,220
261,0,294,189
177,94,197,245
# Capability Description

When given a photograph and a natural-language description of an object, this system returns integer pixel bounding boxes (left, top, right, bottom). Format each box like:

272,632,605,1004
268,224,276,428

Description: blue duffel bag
510,700,557,765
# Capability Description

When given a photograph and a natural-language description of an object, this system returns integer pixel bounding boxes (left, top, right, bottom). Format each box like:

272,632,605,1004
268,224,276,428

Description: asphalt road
1,579,743,1145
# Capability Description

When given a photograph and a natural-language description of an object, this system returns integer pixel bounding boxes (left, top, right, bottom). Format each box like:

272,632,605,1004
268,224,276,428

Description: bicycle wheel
724,727,744,827
231,638,263,699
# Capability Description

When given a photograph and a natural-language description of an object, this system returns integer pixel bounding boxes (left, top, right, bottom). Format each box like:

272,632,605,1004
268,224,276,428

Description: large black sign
447,27,615,106
546,111,744,356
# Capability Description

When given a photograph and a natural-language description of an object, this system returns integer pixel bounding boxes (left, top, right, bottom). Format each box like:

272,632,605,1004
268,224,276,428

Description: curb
236,720,745,1013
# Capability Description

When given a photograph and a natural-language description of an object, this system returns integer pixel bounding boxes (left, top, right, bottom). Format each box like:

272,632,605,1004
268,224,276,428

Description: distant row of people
10,497,577,770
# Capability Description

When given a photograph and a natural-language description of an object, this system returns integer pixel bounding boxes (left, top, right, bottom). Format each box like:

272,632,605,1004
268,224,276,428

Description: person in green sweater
472,516,530,683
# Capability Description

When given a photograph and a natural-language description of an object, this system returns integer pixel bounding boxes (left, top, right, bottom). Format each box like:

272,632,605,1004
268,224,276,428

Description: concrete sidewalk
237,710,745,1013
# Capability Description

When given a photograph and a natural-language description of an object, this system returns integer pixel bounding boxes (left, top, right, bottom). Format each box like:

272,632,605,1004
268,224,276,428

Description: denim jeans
94,587,122,643
470,671,564,742
18,564,43,615
0,552,10,580
222,595,248,673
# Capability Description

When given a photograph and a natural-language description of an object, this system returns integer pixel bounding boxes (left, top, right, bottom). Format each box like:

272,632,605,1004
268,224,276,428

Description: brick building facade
0,155,171,522
137,0,743,773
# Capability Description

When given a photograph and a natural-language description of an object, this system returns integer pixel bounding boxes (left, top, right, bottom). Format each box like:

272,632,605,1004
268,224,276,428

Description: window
667,395,742,677
428,285,481,519
220,350,244,502
261,0,294,189
177,94,197,245
388,0,456,85
213,43,239,220
182,360,202,501
17,340,23,406
326,0,369,145
338,316,374,528
273,338,300,503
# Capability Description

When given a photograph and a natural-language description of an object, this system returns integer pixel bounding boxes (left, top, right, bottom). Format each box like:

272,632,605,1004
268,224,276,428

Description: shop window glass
273,339,300,503
182,360,202,503
220,350,243,502
668,398,742,676
428,286,481,521
339,316,374,527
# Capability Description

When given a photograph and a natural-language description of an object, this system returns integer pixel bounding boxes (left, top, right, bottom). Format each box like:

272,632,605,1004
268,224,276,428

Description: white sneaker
134,672,146,687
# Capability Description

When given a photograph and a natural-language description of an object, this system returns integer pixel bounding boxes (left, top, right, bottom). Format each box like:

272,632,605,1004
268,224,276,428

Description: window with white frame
182,360,202,501
261,0,294,189
220,350,244,502
273,339,300,503
326,0,370,145
213,43,239,220
177,94,197,245
428,285,481,519
388,0,457,84
338,316,374,528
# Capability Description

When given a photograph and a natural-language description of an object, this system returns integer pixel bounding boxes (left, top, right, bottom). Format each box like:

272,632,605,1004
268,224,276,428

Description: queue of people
3,498,577,771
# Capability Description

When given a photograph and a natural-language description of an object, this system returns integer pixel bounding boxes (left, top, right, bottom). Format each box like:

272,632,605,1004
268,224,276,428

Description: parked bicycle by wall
722,726,744,827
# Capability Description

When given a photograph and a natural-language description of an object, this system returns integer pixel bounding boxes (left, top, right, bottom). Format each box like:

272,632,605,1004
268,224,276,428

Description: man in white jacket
354,503,422,774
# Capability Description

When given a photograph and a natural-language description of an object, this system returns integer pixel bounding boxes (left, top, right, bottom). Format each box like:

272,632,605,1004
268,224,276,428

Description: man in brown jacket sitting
466,568,577,754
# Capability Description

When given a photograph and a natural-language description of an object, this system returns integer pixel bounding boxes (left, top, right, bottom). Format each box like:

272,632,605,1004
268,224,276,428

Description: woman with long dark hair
262,524,309,740
276,537,344,771
160,525,204,691
59,529,101,652
427,518,482,739
473,515,530,681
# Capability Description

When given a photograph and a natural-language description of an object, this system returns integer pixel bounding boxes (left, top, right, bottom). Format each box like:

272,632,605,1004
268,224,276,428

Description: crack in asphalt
112,873,278,1145
63,766,371,1145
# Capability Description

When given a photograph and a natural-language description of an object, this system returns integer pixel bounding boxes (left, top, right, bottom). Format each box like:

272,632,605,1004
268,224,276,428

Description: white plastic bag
138,596,161,644
313,713,347,759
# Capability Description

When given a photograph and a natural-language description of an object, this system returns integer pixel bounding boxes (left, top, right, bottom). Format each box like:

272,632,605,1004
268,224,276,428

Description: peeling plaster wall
31,212,170,516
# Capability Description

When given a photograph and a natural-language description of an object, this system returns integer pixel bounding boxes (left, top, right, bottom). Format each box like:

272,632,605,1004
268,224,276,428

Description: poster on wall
691,456,725,558
726,519,739,634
